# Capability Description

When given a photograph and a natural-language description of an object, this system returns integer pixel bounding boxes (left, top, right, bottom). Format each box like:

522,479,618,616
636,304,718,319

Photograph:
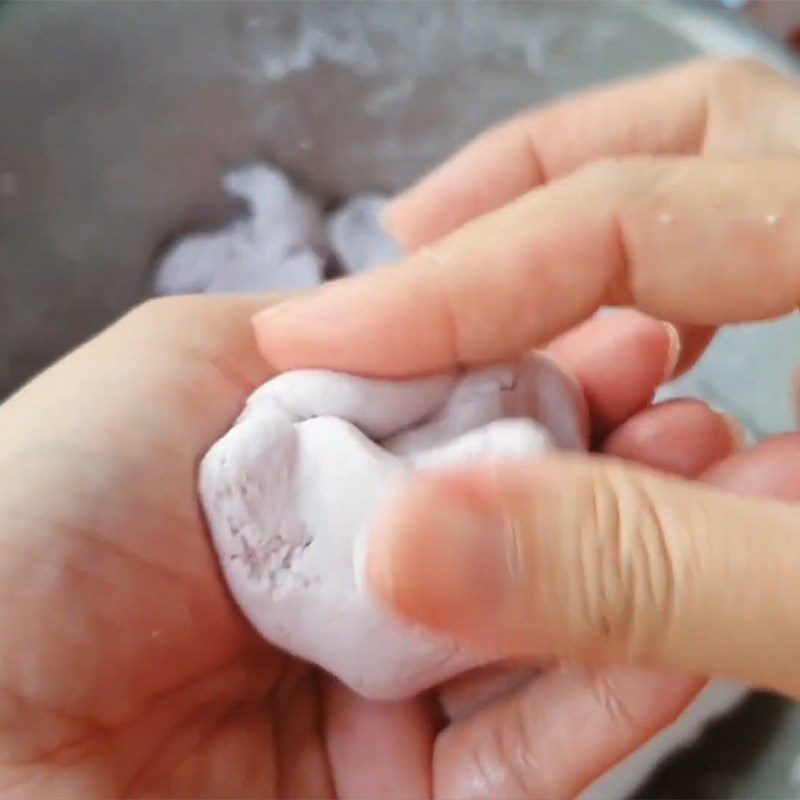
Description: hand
0,294,735,799
253,58,800,796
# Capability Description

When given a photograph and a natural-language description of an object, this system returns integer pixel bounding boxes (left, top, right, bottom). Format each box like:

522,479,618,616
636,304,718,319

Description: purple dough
200,353,588,700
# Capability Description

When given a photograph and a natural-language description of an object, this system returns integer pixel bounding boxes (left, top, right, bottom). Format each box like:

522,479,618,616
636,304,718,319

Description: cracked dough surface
200,353,588,700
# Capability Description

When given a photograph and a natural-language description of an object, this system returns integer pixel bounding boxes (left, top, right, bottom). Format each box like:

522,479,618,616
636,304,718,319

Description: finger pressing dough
200,354,588,700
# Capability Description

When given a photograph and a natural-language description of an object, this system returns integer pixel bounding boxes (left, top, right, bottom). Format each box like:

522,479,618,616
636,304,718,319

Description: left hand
0,293,738,799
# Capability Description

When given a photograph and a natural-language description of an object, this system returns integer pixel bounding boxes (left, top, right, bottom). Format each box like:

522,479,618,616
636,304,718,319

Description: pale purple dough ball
200,353,588,700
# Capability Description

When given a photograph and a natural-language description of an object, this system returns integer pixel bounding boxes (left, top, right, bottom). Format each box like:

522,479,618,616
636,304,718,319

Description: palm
0,296,711,800
0,297,433,798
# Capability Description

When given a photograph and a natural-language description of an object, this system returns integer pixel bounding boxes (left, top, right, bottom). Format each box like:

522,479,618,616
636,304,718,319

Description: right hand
253,58,800,797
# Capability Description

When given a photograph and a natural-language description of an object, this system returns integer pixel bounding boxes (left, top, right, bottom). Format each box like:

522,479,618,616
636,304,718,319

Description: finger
434,666,702,800
437,394,738,724
323,678,435,799
438,664,538,723
387,59,711,249
366,454,800,698
602,399,743,478
703,433,800,502
253,157,800,375
545,311,678,438
387,59,797,249
432,438,795,800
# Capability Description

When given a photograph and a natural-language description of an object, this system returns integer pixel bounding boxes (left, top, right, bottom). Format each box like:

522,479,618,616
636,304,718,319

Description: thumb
366,455,800,697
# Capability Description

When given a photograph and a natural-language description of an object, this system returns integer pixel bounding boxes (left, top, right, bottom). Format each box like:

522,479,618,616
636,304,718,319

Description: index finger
433,666,705,800
254,156,800,375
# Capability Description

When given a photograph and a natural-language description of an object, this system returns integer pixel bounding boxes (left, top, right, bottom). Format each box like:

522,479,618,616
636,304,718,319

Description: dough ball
201,354,588,700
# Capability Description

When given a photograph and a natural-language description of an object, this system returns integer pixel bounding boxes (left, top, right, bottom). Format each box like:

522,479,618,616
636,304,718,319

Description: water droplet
766,214,780,226
246,16,264,29
657,212,673,225
150,629,162,639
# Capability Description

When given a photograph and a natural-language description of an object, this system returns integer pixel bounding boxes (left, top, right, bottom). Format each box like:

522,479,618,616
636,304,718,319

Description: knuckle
702,57,778,91
475,726,525,797
588,670,648,731
559,463,679,662
571,156,649,188
503,705,552,799
436,724,510,798
571,158,670,226
449,709,557,800
696,58,800,153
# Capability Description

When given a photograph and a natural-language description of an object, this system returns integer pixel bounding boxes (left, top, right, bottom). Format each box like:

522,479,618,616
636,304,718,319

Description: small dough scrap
154,164,327,295
201,354,588,700
327,194,403,274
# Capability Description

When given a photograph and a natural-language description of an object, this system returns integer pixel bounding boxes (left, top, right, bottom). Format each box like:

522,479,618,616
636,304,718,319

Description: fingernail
662,323,682,383
704,400,752,451
367,475,513,631
250,281,340,337
251,286,319,328
252,298,300,326
717,410,751,451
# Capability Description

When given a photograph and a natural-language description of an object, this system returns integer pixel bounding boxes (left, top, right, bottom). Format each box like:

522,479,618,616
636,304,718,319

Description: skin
253,58,800,796
0,293,737,799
